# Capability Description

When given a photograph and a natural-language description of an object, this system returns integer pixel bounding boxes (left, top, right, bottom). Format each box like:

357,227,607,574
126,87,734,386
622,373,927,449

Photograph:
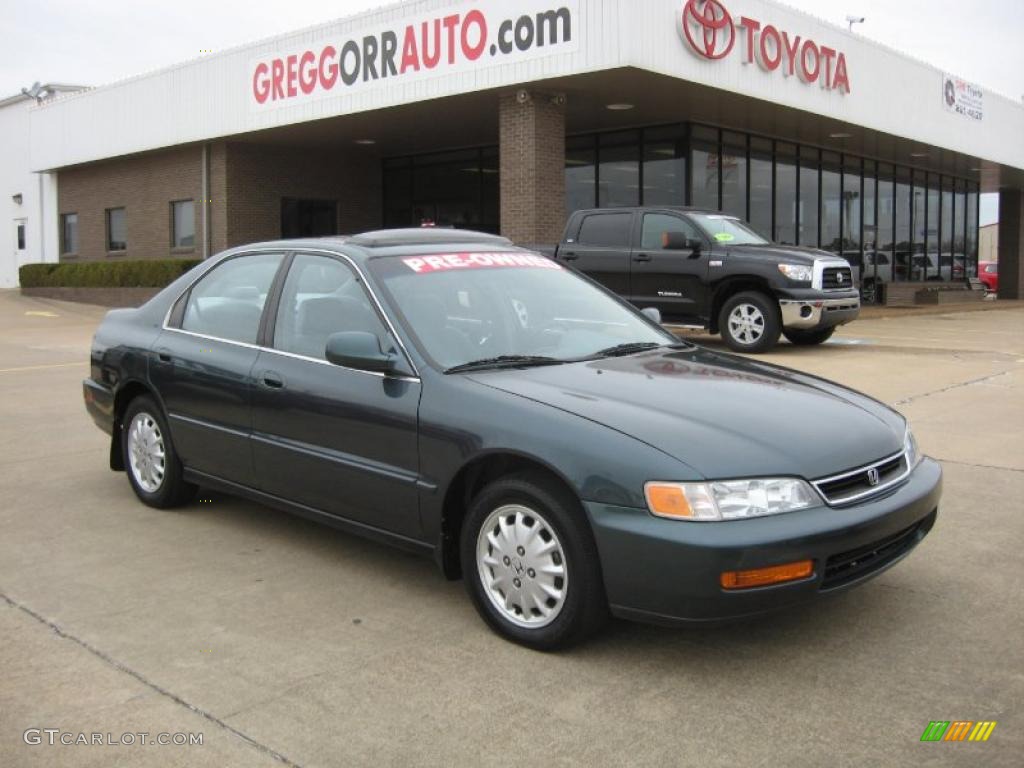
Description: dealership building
14,0,1024,299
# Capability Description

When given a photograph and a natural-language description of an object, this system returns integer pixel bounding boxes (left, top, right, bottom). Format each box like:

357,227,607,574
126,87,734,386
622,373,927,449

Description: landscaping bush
20,259,201,288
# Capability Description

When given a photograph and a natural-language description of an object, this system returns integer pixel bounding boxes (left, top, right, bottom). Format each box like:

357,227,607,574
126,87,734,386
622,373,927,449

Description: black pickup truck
535,207,860,353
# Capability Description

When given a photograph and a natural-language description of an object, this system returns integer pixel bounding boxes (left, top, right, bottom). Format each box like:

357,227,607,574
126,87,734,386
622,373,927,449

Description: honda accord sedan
83,229,941,649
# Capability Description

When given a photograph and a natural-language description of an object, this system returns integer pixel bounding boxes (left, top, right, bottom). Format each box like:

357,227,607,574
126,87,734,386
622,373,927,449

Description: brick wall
58,145,203,261
499,91,565,245
57,140,383,261
224,143,381,247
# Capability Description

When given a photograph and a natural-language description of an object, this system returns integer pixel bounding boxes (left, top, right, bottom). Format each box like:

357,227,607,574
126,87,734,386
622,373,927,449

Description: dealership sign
943,74,983,121
250,0,578,109
679,0,851,93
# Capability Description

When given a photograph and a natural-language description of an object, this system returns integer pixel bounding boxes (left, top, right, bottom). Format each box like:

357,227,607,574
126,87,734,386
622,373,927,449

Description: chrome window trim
160,246,421,381
812,447,912,506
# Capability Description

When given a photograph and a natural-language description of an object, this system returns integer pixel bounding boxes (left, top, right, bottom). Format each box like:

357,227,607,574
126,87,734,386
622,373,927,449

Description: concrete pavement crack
1,591,304,768
893,369,1013,406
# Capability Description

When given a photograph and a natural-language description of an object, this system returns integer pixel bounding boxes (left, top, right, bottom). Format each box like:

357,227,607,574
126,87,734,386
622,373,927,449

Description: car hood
726,244,840,265
467,347,905,480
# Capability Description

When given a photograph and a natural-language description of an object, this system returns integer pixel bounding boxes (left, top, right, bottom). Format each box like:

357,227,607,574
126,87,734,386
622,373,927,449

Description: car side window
180,253,282,344
641,214,702,250
576,212,632,247
273,253,388,360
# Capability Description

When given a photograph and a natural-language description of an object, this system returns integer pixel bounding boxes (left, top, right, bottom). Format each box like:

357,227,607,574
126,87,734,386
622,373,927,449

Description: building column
998,188,1023,300
499,90,565,245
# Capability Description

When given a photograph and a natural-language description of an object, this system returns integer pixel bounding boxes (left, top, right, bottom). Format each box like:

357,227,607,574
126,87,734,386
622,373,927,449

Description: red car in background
979,261,998,293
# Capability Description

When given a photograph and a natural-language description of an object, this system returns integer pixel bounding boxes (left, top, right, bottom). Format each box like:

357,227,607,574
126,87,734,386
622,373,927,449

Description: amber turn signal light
720,560,814,590
644,484,693,519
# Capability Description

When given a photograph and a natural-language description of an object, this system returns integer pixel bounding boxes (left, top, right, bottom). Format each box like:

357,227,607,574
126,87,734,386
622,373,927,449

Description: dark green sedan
83,229,941,649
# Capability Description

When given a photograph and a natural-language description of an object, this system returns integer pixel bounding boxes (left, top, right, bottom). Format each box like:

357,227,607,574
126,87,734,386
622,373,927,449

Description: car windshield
369,251,678,371
688,214,770,246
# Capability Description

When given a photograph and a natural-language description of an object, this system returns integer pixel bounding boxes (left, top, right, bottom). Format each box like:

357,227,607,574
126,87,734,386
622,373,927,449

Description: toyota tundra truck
536,207,860,353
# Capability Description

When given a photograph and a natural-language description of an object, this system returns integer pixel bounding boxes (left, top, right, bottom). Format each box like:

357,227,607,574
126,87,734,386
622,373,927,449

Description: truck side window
577,212,632,247
641,214,702,249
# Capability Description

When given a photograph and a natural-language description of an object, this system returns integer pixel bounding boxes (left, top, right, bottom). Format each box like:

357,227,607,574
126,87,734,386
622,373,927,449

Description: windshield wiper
590,342,665,358
444,355,562,374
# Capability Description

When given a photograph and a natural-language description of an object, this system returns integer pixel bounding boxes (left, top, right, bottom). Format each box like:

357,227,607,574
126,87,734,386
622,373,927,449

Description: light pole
846,15,865,32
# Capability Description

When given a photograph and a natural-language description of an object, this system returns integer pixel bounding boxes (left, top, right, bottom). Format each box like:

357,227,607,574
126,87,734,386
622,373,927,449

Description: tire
718,291,782,353
783,327,836,346
121,395,197,508
461,472,608,650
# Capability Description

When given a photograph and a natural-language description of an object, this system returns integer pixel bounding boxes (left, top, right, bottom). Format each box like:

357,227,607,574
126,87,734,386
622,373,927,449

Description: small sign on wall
943,74,983,121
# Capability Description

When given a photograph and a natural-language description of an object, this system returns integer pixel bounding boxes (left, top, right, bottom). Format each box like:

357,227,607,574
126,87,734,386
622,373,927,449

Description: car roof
223,229,517,263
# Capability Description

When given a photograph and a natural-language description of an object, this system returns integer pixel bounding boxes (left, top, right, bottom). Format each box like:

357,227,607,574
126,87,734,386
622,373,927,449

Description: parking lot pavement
1,287,1021,767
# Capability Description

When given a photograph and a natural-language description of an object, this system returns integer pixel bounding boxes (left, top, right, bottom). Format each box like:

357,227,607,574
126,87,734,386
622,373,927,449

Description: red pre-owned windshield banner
401,253,562,274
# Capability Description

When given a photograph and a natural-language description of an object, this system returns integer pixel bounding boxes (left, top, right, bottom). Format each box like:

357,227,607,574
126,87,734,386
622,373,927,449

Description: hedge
19,259,201,289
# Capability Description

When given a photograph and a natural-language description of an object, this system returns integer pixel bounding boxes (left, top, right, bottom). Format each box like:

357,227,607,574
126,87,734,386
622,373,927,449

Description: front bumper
584,457,941,625
779,296,861,330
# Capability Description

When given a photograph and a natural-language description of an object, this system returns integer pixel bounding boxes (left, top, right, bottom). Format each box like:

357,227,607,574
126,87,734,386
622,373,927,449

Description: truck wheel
719,292,781,353
461,472,607,650
783,327,835,346
122,395,197,508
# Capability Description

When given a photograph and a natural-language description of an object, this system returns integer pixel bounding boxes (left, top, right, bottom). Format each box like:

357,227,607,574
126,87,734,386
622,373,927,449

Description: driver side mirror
640,307,662,325
325,331,396,374
662,231,703,255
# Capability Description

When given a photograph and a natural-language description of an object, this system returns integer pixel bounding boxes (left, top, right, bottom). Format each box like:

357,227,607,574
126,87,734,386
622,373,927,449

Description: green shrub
20,259,201,288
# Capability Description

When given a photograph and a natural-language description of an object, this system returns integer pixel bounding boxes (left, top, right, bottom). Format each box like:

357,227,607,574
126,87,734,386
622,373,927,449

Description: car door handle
260,371,285,389
156,347,172,363
560,251,578,261
633,253,652,262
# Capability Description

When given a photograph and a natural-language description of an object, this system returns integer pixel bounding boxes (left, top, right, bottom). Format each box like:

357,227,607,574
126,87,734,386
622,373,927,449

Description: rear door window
180,253,282,344
576,212,632,247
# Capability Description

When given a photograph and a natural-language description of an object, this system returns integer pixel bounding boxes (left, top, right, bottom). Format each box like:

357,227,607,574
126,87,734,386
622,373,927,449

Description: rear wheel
783,327,836,346
122,395,196,508
461,473,607,650
719,292,781,353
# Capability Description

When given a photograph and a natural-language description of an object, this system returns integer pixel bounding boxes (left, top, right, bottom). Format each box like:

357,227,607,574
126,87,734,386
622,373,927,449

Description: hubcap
728,303,766,345
127,412,166,493
476,504,567,629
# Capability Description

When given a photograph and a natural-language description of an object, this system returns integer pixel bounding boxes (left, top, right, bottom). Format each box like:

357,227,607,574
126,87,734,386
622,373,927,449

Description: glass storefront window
966,186,979,278
861,160,876,287
775,143,797,245
691,143,719,210
383,158,412,228
642,125,686,206
925,176,939,280
940,178,954,280
821,152,841,254
894,168,911,281
876,165,896,287
598,131,640,208
911,171,927,279
798,148,819,247
954,180,967,281
481,147,499,233
748,138,772,239
721,132,747,219
566,136,597,214
840,156,861,270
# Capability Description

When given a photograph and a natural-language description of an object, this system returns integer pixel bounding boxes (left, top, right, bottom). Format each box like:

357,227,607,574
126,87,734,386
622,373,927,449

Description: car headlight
645,478,820,521
778,263,813,282
904,426,921,469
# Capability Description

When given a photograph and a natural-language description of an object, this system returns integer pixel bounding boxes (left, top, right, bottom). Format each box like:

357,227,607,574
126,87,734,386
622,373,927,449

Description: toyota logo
681,0,735,60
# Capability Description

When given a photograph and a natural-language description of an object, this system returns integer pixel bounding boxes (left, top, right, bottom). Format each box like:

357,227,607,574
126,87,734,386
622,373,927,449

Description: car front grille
822,266,854,289
813,451,909,506
820,511,935,590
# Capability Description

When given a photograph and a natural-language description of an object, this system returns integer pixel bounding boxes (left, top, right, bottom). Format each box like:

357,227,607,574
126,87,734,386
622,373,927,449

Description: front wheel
783,327,836,346
719,292,782,353
461,473,607,650
122,395,197,508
